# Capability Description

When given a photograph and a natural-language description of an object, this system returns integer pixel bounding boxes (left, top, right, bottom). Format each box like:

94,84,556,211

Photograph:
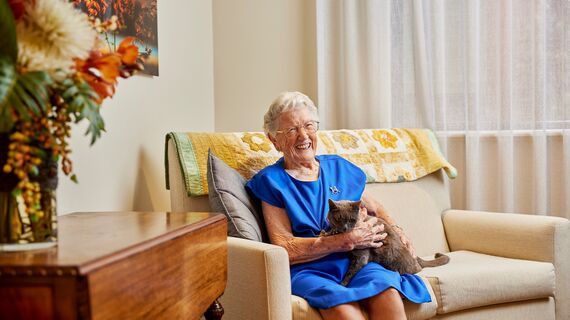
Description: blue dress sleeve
342,157,366,197
324,155,366,201
246,170,285,208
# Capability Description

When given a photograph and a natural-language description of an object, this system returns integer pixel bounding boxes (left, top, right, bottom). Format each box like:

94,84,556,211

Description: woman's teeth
296,143,311,150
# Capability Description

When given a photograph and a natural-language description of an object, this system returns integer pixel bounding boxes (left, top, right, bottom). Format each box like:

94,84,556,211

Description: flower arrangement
0,0,142,245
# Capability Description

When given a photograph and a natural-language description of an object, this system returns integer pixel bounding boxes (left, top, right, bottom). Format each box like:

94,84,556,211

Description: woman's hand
348,207,387,250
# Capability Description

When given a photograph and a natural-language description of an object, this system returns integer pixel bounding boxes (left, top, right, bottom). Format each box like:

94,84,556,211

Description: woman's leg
361,288,407,320
319,301,366,320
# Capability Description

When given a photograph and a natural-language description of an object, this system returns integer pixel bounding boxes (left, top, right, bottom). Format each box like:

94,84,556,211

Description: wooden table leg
204,298,224,320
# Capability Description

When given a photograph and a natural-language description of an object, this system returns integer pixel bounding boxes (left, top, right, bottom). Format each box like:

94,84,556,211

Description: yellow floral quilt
165,129,457,196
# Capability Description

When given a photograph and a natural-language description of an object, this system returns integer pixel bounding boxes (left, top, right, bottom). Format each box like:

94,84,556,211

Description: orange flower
75,36,140,102
117,37,138,65
75,51,122,102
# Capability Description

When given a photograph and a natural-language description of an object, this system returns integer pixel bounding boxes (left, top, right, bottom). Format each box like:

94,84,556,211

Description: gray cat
323,199,450,286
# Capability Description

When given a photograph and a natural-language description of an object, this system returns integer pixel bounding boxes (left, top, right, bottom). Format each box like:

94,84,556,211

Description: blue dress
246,155,431,309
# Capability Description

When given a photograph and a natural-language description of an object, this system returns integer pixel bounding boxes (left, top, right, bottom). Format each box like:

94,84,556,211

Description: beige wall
58,0,215,214
213,0,317,132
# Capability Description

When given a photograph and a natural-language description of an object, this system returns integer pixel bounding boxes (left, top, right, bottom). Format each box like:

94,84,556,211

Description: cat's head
327,199,362,233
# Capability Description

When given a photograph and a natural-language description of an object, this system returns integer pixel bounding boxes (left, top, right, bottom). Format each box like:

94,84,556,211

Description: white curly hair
263,91,319,137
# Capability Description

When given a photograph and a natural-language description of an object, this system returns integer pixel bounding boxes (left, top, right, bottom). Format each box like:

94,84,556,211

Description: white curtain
316,0,570,218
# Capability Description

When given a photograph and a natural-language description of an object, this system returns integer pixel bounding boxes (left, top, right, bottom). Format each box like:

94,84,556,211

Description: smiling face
269,107,319,168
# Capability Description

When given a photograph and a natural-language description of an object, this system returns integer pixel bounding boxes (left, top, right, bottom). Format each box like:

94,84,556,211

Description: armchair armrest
220,237,292,320
442,209,570,319
443,209,569,262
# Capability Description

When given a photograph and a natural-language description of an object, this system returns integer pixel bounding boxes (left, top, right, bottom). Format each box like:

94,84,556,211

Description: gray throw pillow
207,149,267,242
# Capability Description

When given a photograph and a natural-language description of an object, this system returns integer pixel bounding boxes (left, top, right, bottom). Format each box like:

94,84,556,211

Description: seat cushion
291,276,437,320
419,250,555,314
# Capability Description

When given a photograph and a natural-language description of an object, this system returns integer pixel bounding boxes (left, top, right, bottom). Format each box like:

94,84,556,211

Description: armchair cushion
419,251,555,314
207,150,267,242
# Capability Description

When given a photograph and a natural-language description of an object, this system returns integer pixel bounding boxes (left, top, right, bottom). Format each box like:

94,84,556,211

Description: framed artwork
73,0,159,76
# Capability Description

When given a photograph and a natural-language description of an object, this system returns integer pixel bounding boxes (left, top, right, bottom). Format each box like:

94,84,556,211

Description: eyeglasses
275,121,320,138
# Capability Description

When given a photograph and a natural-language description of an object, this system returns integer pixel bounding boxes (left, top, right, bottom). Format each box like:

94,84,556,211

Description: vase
0,134,58,251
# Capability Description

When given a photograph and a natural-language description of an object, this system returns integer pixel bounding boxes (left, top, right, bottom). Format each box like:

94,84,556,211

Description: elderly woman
246,92,430,320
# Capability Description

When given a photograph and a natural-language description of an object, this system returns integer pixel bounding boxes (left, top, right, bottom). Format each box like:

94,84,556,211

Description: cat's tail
417,252,450,268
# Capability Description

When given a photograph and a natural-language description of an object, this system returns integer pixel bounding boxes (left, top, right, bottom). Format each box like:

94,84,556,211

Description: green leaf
18,73,50,114
0,56,16,107
83,104,105,145
59,78,105,145
7,90,29,121
85,88,100,100
0,58,52,133
13,82,40,115
0,69,52,132
0,0,18,61
62,85,79,100
61,78,74,87
71,96,83,111
20,71,51,106
70,174,78,183
0,99,14,131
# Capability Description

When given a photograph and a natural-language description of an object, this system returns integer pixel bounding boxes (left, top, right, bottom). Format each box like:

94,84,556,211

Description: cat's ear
328,199,337,209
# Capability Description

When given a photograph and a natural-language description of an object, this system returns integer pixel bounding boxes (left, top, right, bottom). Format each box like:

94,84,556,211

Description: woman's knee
379,288,402,301
319,302,365,320
364,288,406,319
363,288,405,310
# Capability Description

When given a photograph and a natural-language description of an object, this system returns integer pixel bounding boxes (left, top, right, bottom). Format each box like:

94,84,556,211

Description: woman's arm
262,201,386,265
361,191,416,256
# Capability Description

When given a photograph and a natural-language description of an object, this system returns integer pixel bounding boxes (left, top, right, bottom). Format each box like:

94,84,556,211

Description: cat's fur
323,199,450,286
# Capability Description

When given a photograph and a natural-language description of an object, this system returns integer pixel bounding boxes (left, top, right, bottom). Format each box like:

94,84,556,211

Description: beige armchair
166,133,569,320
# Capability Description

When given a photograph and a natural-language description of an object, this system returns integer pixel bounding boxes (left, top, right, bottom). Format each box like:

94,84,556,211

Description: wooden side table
0,211,227,320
